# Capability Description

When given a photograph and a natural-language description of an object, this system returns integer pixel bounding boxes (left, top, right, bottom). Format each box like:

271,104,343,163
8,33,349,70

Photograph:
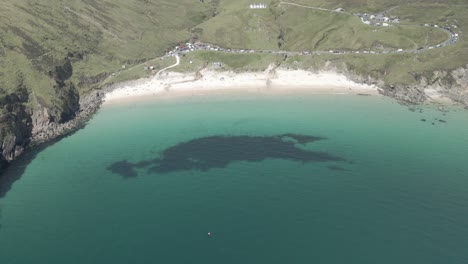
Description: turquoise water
1,94,468,263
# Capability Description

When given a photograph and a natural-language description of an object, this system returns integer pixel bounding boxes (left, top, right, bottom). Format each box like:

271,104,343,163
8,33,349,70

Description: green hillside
197,0,448,51
1,0,466,109
1,0,468,173
193,0,467,85
0,0,212,109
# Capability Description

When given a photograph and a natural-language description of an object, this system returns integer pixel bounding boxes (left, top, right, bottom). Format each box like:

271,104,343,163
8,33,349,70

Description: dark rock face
341,64,468,106
0,73,108,176
381,84,428,104
31,89,104,144
108,134,345,178
0,86,32,174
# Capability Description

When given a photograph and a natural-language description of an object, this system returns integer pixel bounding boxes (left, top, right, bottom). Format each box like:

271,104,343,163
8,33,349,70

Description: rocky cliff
30,89,104,144
344,65,468,106
0,85,31,174
0,78,107,175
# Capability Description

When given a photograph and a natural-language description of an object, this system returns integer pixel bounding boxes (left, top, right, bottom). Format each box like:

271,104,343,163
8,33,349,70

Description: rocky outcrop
31,88,105,144
29,56,109,144
434,67,468,105
341,65,468,106
383,66,468,106
380,84,429,104
0,87,32,174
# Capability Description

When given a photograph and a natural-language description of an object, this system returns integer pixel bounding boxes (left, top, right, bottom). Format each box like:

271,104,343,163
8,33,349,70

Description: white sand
103,69,380,104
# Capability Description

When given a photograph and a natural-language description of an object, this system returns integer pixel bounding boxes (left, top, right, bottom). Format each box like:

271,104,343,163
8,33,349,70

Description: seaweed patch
108,134,346,178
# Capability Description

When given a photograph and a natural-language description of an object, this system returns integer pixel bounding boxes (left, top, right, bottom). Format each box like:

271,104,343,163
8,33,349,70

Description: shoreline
0,68,460,177
103,69,382,105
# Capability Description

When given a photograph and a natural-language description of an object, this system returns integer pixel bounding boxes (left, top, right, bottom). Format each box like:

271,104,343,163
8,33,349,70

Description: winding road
117,3,461,75
277,1,458,54
279,2,344,13
156,55,180,78
160,3,458,60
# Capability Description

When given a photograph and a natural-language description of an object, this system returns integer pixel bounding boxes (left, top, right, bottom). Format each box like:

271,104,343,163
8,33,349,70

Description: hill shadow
108,134,346,178
0,141,56,199
0,118,95,199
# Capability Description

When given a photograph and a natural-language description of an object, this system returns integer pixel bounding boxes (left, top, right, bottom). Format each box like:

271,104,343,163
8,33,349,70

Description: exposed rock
345,65,468,106
30,88,105,144
381,84,428,104
0,89,31,174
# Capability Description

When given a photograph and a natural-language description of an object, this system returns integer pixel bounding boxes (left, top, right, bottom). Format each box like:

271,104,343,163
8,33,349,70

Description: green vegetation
196,0,449,52
0,0,213,109
194,0,468,85
277,10,447,51
0,0,467,119
174,51,284,73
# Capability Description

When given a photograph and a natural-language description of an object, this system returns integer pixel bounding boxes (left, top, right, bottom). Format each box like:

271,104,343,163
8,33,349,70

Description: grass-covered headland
1,0,467,173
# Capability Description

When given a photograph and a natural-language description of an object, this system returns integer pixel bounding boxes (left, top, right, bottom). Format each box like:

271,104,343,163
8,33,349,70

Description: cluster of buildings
163,42,286,62
249,3,267,9
356,13,400,26
164,42,224,58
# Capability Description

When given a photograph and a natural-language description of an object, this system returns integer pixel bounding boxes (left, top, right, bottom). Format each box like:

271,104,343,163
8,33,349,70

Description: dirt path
156,55,180,79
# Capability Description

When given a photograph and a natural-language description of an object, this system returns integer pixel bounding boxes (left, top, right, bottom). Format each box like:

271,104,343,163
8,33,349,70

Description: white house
250,3,267,9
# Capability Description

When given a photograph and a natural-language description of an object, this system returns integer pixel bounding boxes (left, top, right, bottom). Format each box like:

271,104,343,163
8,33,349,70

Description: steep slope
0,0,216,173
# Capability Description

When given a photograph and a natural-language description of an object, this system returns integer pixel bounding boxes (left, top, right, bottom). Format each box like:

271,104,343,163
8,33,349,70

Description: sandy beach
103,69,382,104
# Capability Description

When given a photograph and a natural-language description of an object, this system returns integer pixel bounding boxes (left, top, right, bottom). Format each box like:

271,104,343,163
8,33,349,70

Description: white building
249,3,267,9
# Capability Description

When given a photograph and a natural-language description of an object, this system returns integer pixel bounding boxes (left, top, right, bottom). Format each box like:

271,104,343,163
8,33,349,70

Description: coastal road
145,3,460,73
279,2,345,13
156,55,180,78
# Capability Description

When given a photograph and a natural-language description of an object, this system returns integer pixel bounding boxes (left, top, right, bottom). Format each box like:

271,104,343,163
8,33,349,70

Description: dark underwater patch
108,134,346,178
327,165,349,172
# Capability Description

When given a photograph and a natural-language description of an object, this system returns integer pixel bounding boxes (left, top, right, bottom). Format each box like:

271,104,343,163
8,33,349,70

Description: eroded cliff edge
1,64,468,175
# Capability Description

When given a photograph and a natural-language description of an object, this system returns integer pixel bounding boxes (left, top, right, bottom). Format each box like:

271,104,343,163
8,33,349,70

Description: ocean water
0,93,468,264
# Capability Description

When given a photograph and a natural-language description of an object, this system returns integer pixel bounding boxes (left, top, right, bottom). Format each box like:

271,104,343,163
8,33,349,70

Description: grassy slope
197,0,448,52
175,51,285,73
194,0,467,86
277,8,447,51
0,0,211,108
196,1,280,50
0,0,467,107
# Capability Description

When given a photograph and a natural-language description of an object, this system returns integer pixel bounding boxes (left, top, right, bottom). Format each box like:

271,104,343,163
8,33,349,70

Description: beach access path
156,55,180,78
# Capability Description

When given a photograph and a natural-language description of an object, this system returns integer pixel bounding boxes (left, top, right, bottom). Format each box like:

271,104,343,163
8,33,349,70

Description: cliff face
31,89,104,144
26,54,111,144
436,67,468,105
0,86,31,174
0,66,107,174
345,65,468,106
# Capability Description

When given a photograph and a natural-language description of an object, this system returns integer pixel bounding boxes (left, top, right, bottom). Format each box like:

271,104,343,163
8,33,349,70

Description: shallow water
1,94,468,263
